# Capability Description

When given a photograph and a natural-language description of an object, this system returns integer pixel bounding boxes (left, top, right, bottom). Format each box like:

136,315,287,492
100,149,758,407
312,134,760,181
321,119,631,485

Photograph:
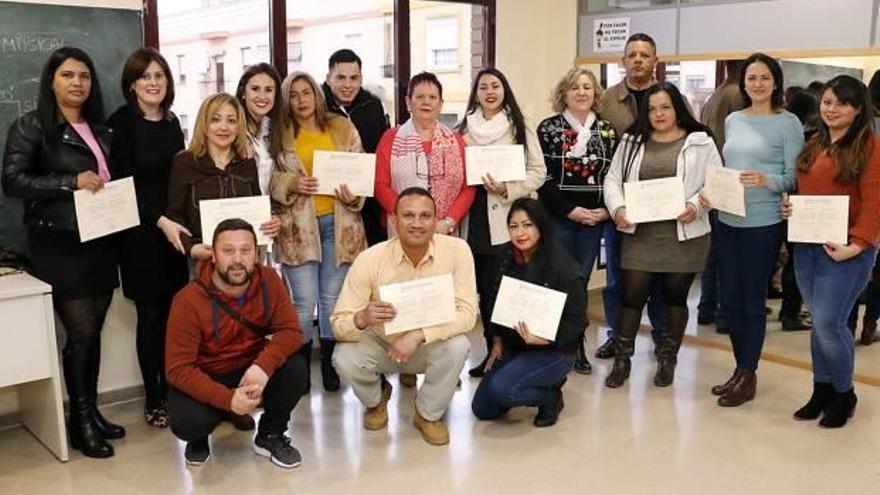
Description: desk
0,272,68,462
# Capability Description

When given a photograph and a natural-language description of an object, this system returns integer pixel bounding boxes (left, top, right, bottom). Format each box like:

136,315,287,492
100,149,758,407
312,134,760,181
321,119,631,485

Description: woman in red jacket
783,75,880,428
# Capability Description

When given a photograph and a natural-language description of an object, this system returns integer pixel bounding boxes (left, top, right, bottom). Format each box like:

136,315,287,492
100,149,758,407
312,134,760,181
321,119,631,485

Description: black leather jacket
2,111,112,232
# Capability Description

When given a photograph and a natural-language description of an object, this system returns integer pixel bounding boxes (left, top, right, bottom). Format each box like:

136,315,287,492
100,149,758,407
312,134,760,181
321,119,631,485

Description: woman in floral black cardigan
537,66,617,374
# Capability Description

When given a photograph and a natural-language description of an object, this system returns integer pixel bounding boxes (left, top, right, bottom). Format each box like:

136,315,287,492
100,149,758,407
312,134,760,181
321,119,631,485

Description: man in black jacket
322,48,390,245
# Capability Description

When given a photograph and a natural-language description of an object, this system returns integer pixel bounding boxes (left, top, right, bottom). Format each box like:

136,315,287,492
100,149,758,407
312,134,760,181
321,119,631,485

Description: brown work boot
412,408,449,445
399,373,417,388
718,369,757,407
363,379,393,431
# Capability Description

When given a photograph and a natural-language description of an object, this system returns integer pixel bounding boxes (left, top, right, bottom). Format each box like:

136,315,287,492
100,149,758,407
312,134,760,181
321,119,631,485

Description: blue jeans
471,350,575,420
281,214,350,344
697,211,727,326
794,244,876,392
716,221,784,370
602,222,665,340
555,218,603,283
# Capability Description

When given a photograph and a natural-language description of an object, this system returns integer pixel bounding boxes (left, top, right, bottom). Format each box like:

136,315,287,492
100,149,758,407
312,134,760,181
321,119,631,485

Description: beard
217,263,254,287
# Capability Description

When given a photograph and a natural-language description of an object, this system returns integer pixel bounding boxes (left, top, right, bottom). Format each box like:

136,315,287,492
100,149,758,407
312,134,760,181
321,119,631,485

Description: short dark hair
328,49,362,71
407,71,443,99
739,53,786,110
212,218,257,246
394,187,435,213
121,47,175,117
37,47,104,142
624,33,656,55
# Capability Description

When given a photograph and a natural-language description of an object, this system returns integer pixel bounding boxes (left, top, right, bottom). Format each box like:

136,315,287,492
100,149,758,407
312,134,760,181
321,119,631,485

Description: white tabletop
0,272,52,300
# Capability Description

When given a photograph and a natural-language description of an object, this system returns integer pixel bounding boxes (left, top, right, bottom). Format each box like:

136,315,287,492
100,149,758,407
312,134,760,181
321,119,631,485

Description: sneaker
412,408,449,445
364,378,393,431
253,431,302,469
184,438,210,466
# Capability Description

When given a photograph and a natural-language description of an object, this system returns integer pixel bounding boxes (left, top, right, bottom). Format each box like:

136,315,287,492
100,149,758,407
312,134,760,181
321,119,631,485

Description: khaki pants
333,333,470,421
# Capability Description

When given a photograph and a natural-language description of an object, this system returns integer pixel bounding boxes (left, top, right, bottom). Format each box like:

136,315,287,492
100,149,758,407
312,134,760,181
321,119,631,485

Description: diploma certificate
378,274,456,335
704,167,745,217
490,276,567,342
465,145,526,186
788,195,849,245
74,177,140,242
624,177,686,224
199,196,272,246
312,151,376,197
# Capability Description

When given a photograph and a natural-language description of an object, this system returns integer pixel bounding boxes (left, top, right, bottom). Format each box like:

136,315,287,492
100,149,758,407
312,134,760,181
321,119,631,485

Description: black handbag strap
195,279,269,337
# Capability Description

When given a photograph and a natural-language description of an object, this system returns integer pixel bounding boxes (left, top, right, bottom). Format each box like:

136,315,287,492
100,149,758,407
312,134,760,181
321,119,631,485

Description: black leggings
135,299,172,409
55,292,113,401
619,270,695,343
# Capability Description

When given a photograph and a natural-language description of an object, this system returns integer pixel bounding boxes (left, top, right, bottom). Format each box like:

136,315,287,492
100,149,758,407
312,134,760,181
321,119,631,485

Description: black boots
819,388,857,428
793,382,834,421
604,335,635,388
89,342,125,439
319,339,340,392
63,343,114,458
533,378,566,427
654,305,687,387
572,335,592,374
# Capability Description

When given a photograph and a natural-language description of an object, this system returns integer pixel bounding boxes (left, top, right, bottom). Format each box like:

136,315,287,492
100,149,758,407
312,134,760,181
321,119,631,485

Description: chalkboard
0,1,143,254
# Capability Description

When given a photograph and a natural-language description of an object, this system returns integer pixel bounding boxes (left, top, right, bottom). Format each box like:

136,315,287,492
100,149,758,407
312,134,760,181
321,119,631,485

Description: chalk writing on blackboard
1,32,64,55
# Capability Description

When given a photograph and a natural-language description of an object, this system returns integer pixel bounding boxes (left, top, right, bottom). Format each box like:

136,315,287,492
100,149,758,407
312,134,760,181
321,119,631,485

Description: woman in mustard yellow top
271,71,367,392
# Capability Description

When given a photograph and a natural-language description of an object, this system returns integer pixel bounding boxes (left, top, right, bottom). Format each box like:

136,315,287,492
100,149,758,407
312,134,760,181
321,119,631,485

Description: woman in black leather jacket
2,47,121,458
471,198,586,428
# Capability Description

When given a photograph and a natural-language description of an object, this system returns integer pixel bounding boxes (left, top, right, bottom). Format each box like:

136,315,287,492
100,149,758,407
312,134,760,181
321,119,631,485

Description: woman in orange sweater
783,75,880,428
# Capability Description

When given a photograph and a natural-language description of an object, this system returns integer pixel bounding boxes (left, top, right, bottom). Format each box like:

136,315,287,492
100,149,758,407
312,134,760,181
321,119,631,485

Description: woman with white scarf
536,67,618,375
456,68,546,377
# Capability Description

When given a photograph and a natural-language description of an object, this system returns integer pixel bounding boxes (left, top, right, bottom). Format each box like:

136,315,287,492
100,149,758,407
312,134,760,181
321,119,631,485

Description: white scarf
563,109,597,158
465,109,511,145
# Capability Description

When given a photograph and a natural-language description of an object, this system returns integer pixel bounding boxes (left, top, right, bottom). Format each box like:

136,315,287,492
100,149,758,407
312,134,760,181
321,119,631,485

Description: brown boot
711,369,742,396
859,319,879,346
718,369,756,407
364,379,393,431
413,408,449,445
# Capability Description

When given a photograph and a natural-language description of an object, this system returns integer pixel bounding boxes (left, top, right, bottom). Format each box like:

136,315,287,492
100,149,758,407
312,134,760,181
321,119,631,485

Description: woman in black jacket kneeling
471,198,587,427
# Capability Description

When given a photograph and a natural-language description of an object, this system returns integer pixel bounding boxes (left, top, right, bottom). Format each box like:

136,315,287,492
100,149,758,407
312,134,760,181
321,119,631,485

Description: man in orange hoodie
165,218,307,469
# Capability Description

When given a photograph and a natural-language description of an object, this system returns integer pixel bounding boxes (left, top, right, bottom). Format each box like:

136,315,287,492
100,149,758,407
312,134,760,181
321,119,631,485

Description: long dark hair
739,52,786,110
235,63,284,160
504,198,558,283
797,75,874,183
121,47,175,117
457,68,528,152
37,47,104,142
619,82,711,178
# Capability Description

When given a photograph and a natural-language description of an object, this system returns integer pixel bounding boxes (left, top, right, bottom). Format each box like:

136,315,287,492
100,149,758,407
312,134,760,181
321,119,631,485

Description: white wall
8,0,140,8
496,0,580,126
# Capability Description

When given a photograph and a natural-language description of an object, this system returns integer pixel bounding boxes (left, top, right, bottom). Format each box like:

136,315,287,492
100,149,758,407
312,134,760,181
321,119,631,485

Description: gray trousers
333,333,470,421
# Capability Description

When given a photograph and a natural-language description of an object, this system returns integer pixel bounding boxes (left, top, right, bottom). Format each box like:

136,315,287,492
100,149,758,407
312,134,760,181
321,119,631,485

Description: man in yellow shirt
331,187,476,446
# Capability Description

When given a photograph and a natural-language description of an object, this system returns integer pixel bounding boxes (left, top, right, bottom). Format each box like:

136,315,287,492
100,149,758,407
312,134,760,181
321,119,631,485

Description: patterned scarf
389,118,464,226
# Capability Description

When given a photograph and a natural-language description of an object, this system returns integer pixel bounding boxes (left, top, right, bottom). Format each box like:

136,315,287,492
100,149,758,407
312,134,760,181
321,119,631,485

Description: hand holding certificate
378,274,456,335
465,145,526,186
624,177,686,224
490,276,567,342
74,177,140,242
199,196,273,246
312,151,376,197
787,195,849,245
704,167,745,217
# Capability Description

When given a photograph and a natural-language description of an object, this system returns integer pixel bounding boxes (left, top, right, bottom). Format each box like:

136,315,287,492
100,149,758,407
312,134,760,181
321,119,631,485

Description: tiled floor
1,324,878,495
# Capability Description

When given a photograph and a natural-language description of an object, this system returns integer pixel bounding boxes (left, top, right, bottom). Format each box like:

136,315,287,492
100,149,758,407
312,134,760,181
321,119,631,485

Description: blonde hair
281,71,330,137
187,93,248,158
551,66,604,114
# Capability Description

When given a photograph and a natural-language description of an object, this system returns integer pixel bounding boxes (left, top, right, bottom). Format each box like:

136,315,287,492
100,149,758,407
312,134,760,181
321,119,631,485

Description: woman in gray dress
602,83,722,388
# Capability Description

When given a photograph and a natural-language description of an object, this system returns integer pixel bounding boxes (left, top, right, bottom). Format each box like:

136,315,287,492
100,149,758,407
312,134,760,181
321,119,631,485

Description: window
240,46,252,71
214,56,225,93
426,16,459,69
179,114,189,143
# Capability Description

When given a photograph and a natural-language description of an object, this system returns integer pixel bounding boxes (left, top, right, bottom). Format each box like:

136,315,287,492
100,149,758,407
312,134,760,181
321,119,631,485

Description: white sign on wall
593,17,631,53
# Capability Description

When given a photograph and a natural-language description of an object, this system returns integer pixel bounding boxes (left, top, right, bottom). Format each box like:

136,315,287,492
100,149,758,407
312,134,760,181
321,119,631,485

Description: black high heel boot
793,382,833,421
319,339,340,392
88,341,125,439
64,344,113,458
573,334,592,375
654,305,687,387
604,335,634,388
819,388,857,428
